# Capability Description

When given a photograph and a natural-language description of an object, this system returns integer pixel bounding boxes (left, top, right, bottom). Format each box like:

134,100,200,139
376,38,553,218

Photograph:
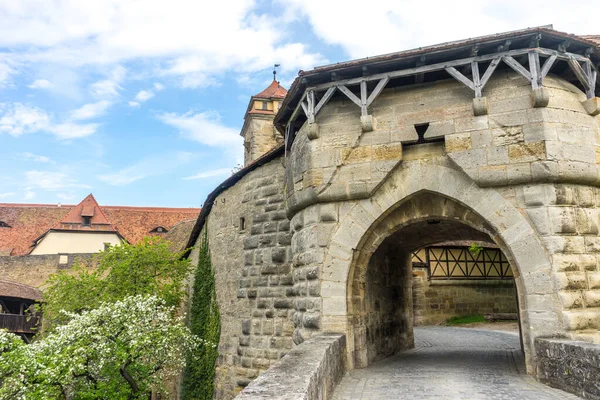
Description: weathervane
273,63,281,82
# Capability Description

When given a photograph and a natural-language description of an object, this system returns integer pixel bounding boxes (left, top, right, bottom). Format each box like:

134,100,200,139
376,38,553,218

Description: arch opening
346,192,523,368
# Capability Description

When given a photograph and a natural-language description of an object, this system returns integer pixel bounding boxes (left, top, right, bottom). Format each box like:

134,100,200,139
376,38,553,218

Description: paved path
332,327,580,400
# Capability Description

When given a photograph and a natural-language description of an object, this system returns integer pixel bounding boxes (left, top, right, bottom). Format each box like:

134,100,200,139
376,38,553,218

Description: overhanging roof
274,26,600,134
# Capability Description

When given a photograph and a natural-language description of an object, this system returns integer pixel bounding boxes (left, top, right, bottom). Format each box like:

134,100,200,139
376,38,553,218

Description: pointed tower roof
55,194,116,231
253,80,288,99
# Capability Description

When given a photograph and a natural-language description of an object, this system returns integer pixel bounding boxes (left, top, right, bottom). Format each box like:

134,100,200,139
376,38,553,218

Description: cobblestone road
332,327,580,400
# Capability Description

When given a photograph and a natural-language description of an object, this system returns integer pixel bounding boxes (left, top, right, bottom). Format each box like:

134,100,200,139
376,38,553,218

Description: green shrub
182,230,221,400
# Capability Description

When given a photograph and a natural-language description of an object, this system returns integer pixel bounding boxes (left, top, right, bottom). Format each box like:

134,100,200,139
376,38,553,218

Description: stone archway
321,162,563,374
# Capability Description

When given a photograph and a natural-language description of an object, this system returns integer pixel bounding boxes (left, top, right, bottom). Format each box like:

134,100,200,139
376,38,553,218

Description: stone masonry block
486,146,509,165
575,208,599,235
587,272,600,290
585,237,600,253
492,126,523,146
582,97,600,116
553,254,596,272
556,272,588,291
583,290,600,308
542,236,585,254
531,87,550,108
562,311,595,331
548,207,577,234
508,141,545,163
445,132,472,152
525,208,551,236
472,97,488,116
558,291,584,309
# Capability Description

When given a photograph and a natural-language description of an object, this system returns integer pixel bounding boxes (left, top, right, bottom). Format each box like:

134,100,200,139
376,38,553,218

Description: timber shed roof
0,280,43,301
274,26,600,134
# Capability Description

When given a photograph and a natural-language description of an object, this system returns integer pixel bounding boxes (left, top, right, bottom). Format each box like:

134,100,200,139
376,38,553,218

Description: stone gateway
185,26,600,399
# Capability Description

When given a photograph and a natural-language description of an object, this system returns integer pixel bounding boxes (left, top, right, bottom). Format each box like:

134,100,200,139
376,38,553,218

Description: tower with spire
240,74,287,166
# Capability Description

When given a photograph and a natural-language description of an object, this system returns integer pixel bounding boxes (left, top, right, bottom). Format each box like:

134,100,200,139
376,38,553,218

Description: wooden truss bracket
567,56,597,99
286,46,599,142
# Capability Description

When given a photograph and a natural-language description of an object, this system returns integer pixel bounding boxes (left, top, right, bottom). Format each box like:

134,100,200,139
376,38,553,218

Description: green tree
42,237,193,330
0,295,205,400
182,230,220,400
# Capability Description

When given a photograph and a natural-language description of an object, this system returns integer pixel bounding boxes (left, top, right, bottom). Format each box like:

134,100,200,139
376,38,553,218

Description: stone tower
240,80,287,166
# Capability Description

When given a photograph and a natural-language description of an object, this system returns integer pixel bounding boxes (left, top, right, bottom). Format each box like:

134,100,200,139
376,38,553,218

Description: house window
82,216,91,226
0,221,10,228
150,226,168,233
261,101,269,110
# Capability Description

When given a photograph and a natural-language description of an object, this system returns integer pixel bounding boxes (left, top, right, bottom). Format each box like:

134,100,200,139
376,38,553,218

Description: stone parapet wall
535,338,600,399
412,269,517,325
236,333,346,400
0,253,94,288
190,158,294,399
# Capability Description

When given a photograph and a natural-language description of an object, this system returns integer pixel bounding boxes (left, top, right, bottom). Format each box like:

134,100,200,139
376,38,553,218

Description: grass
445,314,487,325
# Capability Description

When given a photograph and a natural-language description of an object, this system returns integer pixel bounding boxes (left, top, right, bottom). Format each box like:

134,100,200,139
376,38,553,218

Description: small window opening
261,101,269,110
0,221,10,228
82,216,91,226
150,226,168,233
240,217,246,231
404,123,445,147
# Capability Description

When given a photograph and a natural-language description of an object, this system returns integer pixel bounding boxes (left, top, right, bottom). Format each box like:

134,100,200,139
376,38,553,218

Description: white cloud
0,1,324,86
19,152,52,163
28,79,53,89
48,122,99,140
23,191,36,200
0,103,50,136
183,168,232,180
153,83,165,91
0,61,15,88
157,110,241,148
0,192,15,199
89,66,126,98
98,152,194,186
24,170,91,191
128,101,140,108
70,100,112,120
0,102,100,139
279,1,595,59
134,90,154,102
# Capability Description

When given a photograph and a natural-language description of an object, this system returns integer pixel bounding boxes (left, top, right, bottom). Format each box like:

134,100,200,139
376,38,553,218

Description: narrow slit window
240,217,246,231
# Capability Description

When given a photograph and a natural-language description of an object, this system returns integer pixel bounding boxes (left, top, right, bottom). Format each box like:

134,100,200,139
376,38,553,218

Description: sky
0,1,596,207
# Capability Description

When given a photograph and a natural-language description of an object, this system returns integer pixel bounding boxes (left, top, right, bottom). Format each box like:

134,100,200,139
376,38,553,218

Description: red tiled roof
254,80,288,99
0,196,200,256
58,194,114,227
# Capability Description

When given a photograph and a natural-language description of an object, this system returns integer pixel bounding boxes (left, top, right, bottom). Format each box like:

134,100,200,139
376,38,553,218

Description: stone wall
412,269,518,325
0,253,94,288
282,71,600,375
536,338,600,399
236,333,346,400
189,158,294,399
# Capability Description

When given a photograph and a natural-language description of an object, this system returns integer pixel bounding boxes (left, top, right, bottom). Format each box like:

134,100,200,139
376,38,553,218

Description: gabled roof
57,194,114,227
253,80,288,99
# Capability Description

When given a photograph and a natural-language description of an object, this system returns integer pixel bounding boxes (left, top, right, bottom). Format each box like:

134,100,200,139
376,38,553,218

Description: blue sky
0,1,595,207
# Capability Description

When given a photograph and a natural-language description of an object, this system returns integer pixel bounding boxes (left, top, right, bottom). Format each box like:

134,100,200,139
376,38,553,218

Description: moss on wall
182,230,221,399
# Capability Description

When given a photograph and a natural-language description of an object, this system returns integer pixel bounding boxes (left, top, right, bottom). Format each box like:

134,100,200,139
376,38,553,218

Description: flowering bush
0,295,210,400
